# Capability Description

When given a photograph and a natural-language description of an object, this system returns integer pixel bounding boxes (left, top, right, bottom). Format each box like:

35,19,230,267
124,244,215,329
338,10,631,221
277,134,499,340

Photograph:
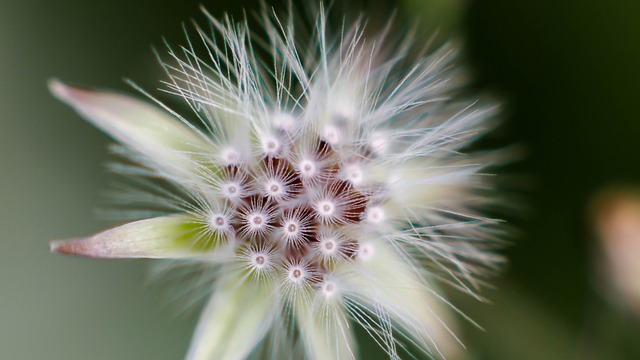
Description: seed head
49,4,508,360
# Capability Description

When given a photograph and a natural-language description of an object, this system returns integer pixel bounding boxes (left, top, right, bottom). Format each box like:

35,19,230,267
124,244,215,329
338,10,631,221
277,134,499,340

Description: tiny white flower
365,205,386,224
314,228,354,264
342,163,364,186
320,279,338,298
260,135,282,157
238,242,279,281
298,159,317,179
357,241,376,262
221,181,243,200
322,124,341,145
220,148,241,166
280,208,314,248
272,113,296,131
50,3,508,360
369,130,389,155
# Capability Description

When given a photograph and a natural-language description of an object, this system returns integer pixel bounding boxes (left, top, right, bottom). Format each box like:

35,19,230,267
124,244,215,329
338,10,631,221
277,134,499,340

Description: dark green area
464,0,640,359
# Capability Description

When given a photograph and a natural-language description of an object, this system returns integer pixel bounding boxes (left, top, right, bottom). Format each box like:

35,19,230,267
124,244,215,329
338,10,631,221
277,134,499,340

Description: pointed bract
49,80,212,182
50,215,224,259
298,295,357,360
346,241,462,358
186,273,276,360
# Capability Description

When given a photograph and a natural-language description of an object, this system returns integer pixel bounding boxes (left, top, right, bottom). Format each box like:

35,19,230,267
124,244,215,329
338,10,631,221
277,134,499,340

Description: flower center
221,134,380,291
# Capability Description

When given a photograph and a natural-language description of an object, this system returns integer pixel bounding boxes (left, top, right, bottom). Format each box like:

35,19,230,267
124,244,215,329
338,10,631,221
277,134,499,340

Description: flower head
50,4,506,359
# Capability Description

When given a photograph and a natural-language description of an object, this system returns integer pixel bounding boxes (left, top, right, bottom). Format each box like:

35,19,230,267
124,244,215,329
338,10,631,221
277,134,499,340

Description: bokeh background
2,0,640,359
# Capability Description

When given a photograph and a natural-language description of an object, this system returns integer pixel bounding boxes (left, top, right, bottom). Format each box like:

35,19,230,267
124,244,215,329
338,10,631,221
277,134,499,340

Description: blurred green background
2,0,640,359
